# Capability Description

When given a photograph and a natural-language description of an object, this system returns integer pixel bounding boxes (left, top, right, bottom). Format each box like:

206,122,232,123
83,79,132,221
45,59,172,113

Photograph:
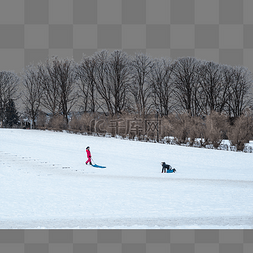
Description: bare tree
198,61,229,115
22,65,43,128
222,66,253,119
0,71,19,125
171,57,201,116
129,53,154,116
92,50,111,115
77,50,133,116
38,57,78,124
229,66,253,118
38,58,61,116
150,58,174,116
76,55,98,113
54,57,78,123
106,50,132,115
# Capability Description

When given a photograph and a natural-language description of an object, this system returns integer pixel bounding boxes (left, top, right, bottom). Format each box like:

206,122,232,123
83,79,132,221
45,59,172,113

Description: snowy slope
0,129,253,229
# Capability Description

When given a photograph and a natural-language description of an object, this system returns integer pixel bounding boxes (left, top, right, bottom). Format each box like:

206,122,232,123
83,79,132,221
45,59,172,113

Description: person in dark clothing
161,162,176,173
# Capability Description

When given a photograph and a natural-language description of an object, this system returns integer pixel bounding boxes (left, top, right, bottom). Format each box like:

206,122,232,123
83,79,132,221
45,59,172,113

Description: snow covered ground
0,129,253,229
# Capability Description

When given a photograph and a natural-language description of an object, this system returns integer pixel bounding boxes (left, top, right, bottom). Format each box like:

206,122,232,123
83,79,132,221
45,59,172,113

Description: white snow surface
0,129,253,229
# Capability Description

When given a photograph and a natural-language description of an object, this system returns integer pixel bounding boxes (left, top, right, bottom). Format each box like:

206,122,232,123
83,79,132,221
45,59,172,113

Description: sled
92,164,106,169
167,169,176,173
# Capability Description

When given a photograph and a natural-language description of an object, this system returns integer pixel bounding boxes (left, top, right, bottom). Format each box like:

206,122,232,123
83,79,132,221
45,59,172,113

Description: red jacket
86,149,91,158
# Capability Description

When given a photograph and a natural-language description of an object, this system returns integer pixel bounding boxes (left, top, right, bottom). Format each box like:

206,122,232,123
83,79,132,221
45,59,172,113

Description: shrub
227,109,253,151
204,112,229,149
37,111,47,128
47,115,67,130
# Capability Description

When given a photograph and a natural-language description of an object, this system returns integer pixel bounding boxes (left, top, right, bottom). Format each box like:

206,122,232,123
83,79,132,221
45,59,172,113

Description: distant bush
227,109,253,151
47,115,67,130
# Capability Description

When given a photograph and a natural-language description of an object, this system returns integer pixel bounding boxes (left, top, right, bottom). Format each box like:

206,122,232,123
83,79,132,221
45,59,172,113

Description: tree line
24,51,253,121
0,50,253,150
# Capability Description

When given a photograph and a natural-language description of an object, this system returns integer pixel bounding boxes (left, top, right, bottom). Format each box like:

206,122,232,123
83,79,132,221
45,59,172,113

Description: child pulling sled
86,146,92,165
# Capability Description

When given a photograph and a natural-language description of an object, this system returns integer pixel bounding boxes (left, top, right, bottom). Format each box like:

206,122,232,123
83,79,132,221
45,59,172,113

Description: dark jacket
162,162,171,170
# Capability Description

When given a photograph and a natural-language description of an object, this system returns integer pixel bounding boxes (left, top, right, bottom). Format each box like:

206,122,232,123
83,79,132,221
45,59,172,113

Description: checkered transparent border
0,229,252,253
0,0,253,74
1,1,253,252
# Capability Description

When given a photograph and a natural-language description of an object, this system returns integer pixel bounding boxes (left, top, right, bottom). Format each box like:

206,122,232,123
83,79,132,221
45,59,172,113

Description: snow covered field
0,129,253,229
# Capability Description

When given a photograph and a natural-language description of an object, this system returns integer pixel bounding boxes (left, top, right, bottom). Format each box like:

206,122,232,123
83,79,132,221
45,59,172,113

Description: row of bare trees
1,50,253,129
75,51,253,119
22,56,78,127
162,57,252,118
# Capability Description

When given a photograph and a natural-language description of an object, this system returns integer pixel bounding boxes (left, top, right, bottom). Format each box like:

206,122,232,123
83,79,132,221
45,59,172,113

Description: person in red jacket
86,146,92,165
